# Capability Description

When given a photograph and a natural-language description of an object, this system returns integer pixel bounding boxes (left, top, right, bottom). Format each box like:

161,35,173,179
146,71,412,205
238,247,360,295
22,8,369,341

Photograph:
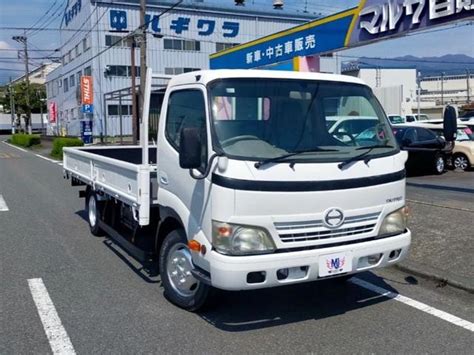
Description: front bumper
207,230,411,290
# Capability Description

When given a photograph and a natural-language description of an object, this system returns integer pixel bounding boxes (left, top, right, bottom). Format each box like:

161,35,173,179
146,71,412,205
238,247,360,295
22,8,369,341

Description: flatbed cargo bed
63,145,157,225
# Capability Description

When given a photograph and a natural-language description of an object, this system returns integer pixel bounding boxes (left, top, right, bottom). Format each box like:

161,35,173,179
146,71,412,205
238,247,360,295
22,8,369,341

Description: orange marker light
188,240,201,252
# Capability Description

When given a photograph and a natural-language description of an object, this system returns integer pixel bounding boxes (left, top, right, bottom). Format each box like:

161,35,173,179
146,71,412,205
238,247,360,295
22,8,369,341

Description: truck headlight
378,207,408,236
212,221,276,255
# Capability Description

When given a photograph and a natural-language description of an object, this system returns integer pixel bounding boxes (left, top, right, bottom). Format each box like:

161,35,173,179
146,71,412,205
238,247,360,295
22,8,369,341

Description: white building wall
353,68,417,116
46,0,310,137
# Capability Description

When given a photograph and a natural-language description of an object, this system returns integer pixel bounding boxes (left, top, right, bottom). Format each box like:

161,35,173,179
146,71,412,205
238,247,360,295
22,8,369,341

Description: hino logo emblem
324,208,345,228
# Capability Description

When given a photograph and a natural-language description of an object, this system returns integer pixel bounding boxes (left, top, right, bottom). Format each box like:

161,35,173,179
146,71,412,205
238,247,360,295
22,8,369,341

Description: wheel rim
166,243,199,297
436,157,444,172
454,156,468,170
88,196,97,227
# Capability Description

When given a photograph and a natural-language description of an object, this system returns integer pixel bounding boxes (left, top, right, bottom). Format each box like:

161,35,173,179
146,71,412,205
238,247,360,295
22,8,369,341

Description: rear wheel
86,191,105,236
434,154,445,174
159,229,213,311
453,153,469,171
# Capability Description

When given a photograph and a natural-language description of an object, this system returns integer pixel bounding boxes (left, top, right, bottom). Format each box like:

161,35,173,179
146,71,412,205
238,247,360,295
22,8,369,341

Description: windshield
389,115,404,124
209,79,397,162
457,128,474,141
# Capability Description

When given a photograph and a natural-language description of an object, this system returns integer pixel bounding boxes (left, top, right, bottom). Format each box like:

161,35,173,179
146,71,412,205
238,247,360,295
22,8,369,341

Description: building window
69,49,74,62
105,65,140,77
107,105,133,115
83,36,91,52
164,67,200,75
215,42,239,52
105,35,131,47
84,66,92,76
76,70,82,85
75,44,81,57
69,74,75,87
164,39,200,51
63,78,69,92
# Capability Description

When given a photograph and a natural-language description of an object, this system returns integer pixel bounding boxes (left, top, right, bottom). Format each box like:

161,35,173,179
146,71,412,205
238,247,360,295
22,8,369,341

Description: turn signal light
188,240,201,252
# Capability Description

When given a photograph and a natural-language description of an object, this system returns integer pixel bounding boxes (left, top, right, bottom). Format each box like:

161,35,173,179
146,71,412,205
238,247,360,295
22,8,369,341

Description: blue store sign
210,14,353,69
210,0,473,70
109,9,240,38
82,104,93,114
81,121,93,144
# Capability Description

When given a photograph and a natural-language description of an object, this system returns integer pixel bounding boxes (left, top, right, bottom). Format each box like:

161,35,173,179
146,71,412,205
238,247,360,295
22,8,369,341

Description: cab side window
165,89,208,168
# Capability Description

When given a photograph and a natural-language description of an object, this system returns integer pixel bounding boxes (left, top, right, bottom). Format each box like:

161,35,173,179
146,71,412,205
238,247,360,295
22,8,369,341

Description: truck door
157,86,211,239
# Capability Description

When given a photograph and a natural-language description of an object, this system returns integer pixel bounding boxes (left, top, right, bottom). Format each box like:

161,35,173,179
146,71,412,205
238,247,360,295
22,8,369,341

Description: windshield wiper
338,145,394,170
254,147,338,169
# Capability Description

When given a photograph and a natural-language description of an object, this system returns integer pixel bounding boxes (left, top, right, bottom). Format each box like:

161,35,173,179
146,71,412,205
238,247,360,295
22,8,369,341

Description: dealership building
45,0,314,136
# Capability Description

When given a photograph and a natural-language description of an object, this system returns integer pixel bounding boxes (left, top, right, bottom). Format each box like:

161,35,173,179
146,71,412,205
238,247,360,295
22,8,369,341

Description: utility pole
12,33,32,134
9,77,16,134
139,0,147,144
440,72,445,106
37,90,45,135
130,37,138,145
417,71,421,119
466,69,471,103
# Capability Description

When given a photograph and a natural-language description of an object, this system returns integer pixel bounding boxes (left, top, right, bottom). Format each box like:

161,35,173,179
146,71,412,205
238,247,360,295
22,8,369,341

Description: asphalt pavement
1,139,473,354
402,171,474,291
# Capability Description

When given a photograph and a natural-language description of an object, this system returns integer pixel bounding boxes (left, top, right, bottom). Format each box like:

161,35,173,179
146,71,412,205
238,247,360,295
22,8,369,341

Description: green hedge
10,134,41,147
51,137,84,159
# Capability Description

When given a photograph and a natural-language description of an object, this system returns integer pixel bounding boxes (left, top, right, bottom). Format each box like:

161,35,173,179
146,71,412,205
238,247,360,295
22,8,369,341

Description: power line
338,54,474,65
28,0,67,37
25,0,59,35
52,0,185,79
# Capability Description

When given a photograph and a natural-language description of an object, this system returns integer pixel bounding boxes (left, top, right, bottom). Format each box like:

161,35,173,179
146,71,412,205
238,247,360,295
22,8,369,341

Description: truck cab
64,69,411,311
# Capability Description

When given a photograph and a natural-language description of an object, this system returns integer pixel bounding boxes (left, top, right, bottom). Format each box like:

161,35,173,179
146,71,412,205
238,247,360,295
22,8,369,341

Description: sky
0,0,473,84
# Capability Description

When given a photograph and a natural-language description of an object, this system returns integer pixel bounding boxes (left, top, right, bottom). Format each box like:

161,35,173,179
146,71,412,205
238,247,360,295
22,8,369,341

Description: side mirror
443,105,457,142
179,127,202,169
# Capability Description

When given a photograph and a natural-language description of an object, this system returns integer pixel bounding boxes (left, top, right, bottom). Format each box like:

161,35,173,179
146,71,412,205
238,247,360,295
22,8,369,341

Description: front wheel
159,229,213,311
434,154,445,175
453,153,470,171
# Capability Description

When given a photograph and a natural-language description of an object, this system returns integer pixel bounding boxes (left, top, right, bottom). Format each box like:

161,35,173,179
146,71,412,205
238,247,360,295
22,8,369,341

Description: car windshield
209,79,397,162
457,128,474,141
389,115,404,124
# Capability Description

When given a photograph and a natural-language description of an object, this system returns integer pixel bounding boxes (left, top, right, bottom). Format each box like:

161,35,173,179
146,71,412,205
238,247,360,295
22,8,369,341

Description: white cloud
0,40,14,50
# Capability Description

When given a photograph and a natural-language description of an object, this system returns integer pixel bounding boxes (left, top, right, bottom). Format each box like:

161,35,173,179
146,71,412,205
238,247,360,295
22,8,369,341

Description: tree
2,82,46,131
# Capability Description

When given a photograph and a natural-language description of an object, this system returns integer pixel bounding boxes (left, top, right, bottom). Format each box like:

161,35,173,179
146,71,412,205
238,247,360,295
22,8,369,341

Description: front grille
275,212,380,244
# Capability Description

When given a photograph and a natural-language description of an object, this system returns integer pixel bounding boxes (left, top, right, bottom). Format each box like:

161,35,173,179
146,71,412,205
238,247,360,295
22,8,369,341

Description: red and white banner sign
49,101,57,123
81,76,93,105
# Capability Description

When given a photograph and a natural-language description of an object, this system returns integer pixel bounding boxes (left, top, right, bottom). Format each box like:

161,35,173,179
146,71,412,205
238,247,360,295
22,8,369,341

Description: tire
159,229,213,311
434,154,445,175
86,191,105,236
453,153,470,171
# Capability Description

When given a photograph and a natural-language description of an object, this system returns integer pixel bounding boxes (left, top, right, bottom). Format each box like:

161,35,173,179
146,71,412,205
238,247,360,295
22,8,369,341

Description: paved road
1,140,473,354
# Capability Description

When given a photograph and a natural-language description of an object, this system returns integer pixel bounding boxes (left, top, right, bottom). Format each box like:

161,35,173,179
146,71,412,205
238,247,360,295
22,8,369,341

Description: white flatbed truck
64,69,413,310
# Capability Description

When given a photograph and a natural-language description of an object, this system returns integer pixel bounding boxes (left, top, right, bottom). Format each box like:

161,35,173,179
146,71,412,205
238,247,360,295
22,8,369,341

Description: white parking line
34,154,62,165
0,194,9,211
28,278,76,354
2,141,27,152
351,277,474,333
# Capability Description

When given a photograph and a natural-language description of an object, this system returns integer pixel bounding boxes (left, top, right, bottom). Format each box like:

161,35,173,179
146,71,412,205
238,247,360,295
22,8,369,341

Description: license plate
318,252,352,277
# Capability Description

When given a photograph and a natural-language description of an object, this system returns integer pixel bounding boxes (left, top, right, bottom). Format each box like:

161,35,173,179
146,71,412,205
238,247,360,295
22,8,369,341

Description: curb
396,260,474,294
